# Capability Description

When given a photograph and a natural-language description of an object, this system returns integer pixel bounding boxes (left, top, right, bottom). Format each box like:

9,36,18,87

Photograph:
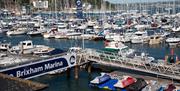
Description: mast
55,0,57,20
173,0,176,14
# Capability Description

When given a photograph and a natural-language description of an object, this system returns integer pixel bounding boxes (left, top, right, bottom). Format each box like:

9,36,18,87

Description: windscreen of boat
135,33,143,36
121,47,129,53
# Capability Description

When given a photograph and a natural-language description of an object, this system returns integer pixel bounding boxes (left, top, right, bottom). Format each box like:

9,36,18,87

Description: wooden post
20,43,24,54
87,62,92,73
74,65,79,79
66,68,71,78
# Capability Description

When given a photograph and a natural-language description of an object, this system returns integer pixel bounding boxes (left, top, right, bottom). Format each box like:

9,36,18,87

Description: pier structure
78,48,180,81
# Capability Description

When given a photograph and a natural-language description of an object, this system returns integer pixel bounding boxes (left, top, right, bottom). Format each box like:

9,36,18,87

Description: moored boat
114,76,136,88
90,73,111,84
149,35,163,45
0,42,11,51
166,37,180,46
8,40,56,55
104,41,134,57
6,27,27,36
131,31,149,44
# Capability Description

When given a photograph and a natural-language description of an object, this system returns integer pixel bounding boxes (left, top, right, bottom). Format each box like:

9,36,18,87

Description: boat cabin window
70,49,80,53
156,37,159,39
150,37,154,39
136,34,143,36
27,43,32,46
22,43,26,45
58,27,65,29
121,47,129,53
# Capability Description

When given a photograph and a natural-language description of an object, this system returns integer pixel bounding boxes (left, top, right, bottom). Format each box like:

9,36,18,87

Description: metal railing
80,48,180,80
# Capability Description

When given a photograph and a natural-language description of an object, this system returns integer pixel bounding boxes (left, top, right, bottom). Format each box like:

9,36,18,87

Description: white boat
131,31,149,44
66,30,82,36
134,24,150,30
133,52,155,64
142,80,161,91
53,23,69,39
37,25,48,32
27,25,47,36
43,28,58,38
90,73,110,84
6,27,27,36
57,22,68,32
113,34,131,43
115,29,136,42
104,41,134,57
81,34,95,40
33,46,55,55
0,42,11,51
27,29,43,36
54,32,68,39
166,37,180,46
105,33,116,41
9,40,54,54
172,27,180,32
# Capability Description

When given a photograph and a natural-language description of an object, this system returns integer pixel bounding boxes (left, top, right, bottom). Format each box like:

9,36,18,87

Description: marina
0,0,180,91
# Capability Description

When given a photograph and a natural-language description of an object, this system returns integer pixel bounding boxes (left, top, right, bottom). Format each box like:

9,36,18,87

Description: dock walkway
78,49,180,81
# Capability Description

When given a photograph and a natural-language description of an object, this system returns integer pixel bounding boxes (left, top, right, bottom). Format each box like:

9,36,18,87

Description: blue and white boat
90,73,111,84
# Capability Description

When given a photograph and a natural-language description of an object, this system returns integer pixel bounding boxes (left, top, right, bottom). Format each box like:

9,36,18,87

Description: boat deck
0,51,67,69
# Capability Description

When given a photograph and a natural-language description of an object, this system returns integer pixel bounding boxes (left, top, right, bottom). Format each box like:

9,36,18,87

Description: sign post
76,0,83,19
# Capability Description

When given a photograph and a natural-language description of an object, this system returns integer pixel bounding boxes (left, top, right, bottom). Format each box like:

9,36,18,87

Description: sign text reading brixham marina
16,61,63,77
0,55,76,79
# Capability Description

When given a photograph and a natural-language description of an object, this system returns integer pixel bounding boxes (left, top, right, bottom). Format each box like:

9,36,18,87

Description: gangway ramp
80,48,180,81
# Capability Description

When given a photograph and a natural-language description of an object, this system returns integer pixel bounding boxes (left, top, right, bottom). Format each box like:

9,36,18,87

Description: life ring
115,43,118,48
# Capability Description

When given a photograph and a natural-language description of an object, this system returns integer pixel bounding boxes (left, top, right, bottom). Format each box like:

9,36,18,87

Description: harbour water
1,33,179,59
32,69,102,91
0,33,179,91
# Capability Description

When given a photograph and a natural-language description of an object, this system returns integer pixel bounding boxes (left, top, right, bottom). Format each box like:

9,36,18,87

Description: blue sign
0,57,71,79
75,0,83,19
76,0,82,9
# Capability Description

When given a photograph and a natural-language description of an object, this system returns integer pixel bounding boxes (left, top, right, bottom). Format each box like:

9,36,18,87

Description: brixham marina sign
0,54,76,79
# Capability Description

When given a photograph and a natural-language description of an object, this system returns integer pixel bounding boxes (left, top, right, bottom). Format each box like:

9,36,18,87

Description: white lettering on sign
44,61,63,70
15,61,64,77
